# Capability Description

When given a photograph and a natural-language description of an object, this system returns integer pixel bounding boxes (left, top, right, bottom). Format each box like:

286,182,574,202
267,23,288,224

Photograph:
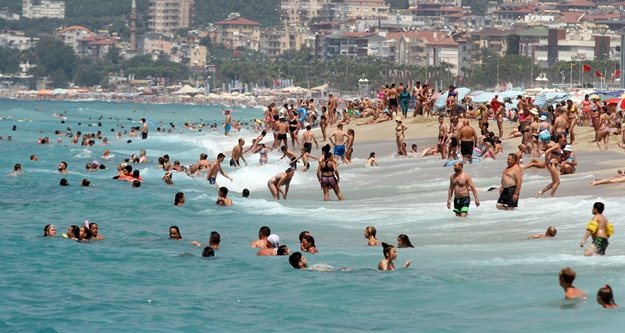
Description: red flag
614,70,621,78
595,70,603,77
583,64,591,72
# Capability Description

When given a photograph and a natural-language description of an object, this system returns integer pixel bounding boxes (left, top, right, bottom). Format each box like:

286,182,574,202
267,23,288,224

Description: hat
267,234,280,247
564,145,573,152
395,116,403,122
530,108,539,115
539,115,547,121
92,160,100,166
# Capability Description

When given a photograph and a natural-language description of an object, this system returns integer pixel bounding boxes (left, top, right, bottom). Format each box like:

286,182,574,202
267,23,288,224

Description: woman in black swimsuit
288,110,300,148
317,149,344,201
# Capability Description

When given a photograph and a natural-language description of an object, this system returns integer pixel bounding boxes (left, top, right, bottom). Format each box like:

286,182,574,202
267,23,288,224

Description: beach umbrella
618,98,625,111
605,98,620,105
471,92,496,104
174,85,199,95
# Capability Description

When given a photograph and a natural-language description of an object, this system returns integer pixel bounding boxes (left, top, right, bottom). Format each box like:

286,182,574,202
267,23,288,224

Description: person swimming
378,242,411,271
364,226,380,246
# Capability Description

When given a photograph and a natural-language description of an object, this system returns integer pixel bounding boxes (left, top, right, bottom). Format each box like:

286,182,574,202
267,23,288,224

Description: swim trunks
497,186,518,208
320,175,338,187
453,196,471,215
229,158,236,167
277,133,287,141
334,144,346,157
208,177,216,185
593,237,609,255
450,137,458,148
303,142,312,153
460,141,474,157
225,123,231,134
388,98,398,107
141,132,148,140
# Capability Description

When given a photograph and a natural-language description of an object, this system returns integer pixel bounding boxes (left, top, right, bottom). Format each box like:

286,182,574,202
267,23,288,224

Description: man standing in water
579,202,611,256
329,124,349,164
224,110,232,136
230,138,248,167
437,116,448,159
207,153,232,186
497,153,522,210
141,118,148,140
458,120,478,163
447,162,480,217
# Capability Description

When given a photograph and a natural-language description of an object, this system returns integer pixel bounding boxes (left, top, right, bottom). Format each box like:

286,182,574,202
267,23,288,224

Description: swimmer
89,222,104,240
242,189,250,198
268,168,296,200
162,171,174,185
81,179,91,187
58,161,68,174
9,163,22,176
529,226,557,239
397,234,414,248
30,154,38,161
559,267,586,300
364,152,378,167
300,234,318,254
169,226,182,240
277,244,291,256
192,231,220,249
364,226,380,246
251,226,271,248
60,178,69,186
216,187,233,206
289,252,308,269
174,192,185,206
378,242,411,271
64,225,79,240
230,138,248,167
591,170,625,186
597,285,618,308
202,247,215,257
43,224,56,237
257,234,280,256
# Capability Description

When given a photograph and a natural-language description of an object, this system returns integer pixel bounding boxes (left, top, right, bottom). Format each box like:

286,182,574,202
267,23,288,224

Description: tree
0,46,21,74
30,37,77,87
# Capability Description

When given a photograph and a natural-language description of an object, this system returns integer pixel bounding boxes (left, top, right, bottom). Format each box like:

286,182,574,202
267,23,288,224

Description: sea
0,99,624,332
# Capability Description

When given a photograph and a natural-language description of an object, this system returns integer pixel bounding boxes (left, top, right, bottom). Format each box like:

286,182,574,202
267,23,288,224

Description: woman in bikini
316,150,344,201
395,117,407,155
566,99,578,144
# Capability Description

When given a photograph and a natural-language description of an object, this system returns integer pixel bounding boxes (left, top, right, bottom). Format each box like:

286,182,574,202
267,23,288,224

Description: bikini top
320,161,333,172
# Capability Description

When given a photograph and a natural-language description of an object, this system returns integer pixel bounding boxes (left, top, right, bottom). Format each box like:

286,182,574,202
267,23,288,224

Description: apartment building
215,14,262,51
260,27,309,56
148,0,194,35
22,0,65,19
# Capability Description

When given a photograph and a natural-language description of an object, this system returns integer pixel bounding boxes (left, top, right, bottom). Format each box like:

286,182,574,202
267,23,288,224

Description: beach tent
434,87,470,109
174,85,199,95
311,84,328,92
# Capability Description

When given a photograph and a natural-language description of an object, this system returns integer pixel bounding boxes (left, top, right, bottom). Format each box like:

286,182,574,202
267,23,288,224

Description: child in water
597,285,618,308
529,226,557,239
364,152,377,167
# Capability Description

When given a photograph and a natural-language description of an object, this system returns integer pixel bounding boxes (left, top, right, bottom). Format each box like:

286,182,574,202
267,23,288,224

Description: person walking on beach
579,202,612,256
141,118,148,140
207,153,232,186
496,153,522,210
230,138,248,167
267,168,295,200
458,119,477,163
437,116,448,160
329,123,349,164
447,162,480,217
537,157,560,198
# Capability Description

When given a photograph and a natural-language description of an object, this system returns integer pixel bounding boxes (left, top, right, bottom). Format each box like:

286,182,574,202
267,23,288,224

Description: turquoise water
1,100,624,332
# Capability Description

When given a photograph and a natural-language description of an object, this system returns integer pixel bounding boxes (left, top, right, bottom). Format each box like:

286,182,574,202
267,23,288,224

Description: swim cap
267,234,280,247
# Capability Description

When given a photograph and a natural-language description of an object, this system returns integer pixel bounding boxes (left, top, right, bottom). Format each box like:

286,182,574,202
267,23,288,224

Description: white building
22,0,65,19
0,31,38,50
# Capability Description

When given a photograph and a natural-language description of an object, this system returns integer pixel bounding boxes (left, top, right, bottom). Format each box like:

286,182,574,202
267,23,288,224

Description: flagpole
570,63,573,88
